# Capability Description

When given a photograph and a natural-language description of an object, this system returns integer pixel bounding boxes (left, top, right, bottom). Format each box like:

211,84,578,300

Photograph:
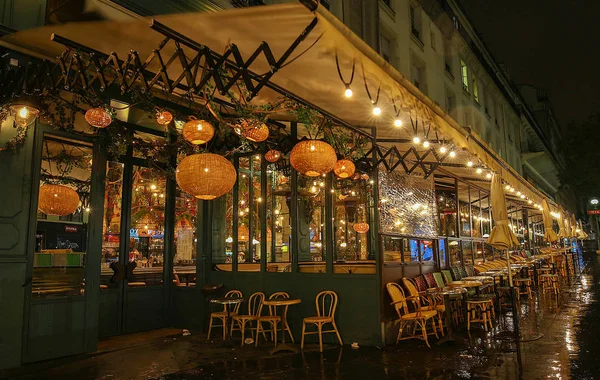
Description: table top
447,280,483,288
426,287,466,295
262,298,302,306
210,297,244,305
462,276,493,282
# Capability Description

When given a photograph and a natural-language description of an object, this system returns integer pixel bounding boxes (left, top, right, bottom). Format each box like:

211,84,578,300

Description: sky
458,0,600,127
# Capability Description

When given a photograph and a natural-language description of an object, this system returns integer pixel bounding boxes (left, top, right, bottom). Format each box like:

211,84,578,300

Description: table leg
269,305,299,354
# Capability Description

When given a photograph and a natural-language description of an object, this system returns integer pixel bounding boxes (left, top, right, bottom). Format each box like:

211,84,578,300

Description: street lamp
591,198,598,205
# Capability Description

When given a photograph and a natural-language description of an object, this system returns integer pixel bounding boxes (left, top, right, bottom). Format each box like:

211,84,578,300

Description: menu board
176,229,194,261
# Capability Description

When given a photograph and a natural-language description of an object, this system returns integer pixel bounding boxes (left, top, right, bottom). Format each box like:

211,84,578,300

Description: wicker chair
268,291,295,343
386,282,439,348
402,278,444,335
207,289,243,341
230,292,264,346
423,272,437,289
301,290,343,352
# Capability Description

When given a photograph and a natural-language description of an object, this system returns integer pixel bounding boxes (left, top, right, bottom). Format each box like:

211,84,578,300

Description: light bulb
510,188,515,192
18,107,28,119
373,106,381,116
486,172,492,179
344,86,353,98
394,119,403,127
310,145,316,152
197,125,203,131
422,141,430,148
440,146,447,154
449,151,456,158
467,161,473,167
413,136,420,144
517,191,522,196
520,194,526,199
505,185,511,190
476,168,483,174
528,200,533,204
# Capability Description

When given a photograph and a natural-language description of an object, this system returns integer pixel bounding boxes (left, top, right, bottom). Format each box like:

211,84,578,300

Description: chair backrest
401,278,419,297
267,291,290,316
450,266,462,280
247,292,265,316
386,282,408,317
457,266,468,278
315,290,338,318
413,275,428,292
441,270,453,283
224,289,243,313
423,272,437,289
464,265,475,277
433,272,445,288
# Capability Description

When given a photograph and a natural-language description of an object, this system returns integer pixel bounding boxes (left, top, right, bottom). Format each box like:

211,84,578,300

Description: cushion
450,266,462,280
413,275,428,292
423,272,437,288
433,272,445,287
458,266,468,278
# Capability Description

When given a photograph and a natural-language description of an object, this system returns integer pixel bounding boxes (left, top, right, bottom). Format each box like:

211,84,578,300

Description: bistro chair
230,292,264,346
386,282,438,348
255,298,282,347
402,278,444,335
301,290,343,352
466,299,494,331
423,272,437,289
441,269,454,284
269,292,295,343
432,272,445,288
207,289,243,341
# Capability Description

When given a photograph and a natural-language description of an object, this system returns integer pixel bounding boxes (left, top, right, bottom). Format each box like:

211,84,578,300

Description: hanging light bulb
449,151,456,158
422,141,430,148
486,172,492,179
517,191,522,196
373,105,382,116
528,200,533,204
476,168,483,174
439,146,447,154
505,185,511,190
394,119,403,127
510,187,515,193
412,136,420,144
344,85,353,98
520,194,526,199
467,161,473,167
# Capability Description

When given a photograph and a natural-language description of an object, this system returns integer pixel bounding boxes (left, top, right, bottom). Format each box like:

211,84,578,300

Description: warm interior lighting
439,146,447,154
467,161,473,167
422,141,430,148
344,85,353,98
486,172,492,179
449,151,456,158
476,168,483,174
505,185,511,190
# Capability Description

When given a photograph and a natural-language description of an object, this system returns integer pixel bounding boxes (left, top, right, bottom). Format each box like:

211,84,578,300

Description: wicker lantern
176,153,236,200
353,222,370,234
264,149,282,163
156,110,173,125
333,159,356,179
38,184,80,216
182,119,215,145
85,108,112,128
243,123,269,142
290,140,337,177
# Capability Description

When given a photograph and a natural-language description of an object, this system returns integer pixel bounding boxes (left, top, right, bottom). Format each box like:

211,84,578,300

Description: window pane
173,185,197,287
33,137,92,298
449,239,461,266
267,160,292,272
297,174,326,274
421,240,434,262
408,239,419,262
212,188,233,270
101,161,124,289
436,187,457,237
462,241,474,265
383,235,402,263
128,166,166,286
438,239,447,268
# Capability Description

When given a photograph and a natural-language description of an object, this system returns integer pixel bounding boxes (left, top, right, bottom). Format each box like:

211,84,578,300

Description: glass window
448,239,461,266
33,136,92,298
473,76,480,103
460,60,469,92
101,161,124,288
438,239,447,269
459,200,471,237
266,158,292,272
212,186,233,270
420,240,434,262
474,241,484,264
436,181,457,237
382,235,402,263
297,174,326,274
173,185,197,287
462,240,474,265
408,239,419,262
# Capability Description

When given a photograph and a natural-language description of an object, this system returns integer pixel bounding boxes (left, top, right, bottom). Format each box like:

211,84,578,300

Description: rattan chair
255,297,282,347
386,282,439,348
207,289,243,341
230,292,264,346
269,292,295,343
301,290,343,352
402,278,444,335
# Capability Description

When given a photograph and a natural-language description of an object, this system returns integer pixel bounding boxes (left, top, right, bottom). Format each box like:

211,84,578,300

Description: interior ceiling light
467,161,473,167
439,146,447,154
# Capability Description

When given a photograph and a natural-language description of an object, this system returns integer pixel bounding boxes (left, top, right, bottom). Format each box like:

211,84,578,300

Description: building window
460,60,469,92
473,76,479,104
452,15,460,30
349,0,363,39
410,4,422,41
445,89,456,118
430,30,436,51
411,55,427,93
444,40,453,76
381,33,393,63
382,0,392,8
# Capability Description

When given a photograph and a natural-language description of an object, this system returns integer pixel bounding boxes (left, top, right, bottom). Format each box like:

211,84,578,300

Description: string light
516,191,522,196
439,146,447,154
486,172,492,179
505,185,511,190
412,136,420,144
422,141,430,148
449,151,456,158
528,200,533,204
467,161,473,167
394,119,403,127
476,168,483,174
510,188,515,193
373,105,381,116
344,85,353,98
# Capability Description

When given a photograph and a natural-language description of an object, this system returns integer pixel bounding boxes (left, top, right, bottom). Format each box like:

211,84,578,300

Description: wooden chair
255,298,282,347
386,282,439,348
301,290,343,352
402,278,444,335
207,289,243,341
269,292,295,343
432,272,445,288
230,292,264,346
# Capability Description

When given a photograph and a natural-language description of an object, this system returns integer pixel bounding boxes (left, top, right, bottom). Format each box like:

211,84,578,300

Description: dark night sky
458,0,600,127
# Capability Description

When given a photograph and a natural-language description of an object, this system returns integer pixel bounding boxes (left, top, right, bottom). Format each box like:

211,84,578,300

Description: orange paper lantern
265,149,282,163
182,119,215,145
353,222,370,234
156,110,173,125
290,140,337,177
38,184,80,216
85,108,112,128
176,153,236,200
333,159,356,179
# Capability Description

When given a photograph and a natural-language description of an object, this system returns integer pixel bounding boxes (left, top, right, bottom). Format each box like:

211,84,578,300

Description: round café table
210,297,244,343
426,287,466,345
261,298,302,354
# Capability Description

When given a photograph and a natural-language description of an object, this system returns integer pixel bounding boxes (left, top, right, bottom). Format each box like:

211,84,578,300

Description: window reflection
173,186,197,287
101,161,124,288
267,159,292,272
297,174,326,273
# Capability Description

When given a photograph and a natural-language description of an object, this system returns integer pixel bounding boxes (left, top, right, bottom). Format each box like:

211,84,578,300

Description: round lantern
176,153,236,200
353,222,370,234
156,110,173,125
333,159,356,179
244,122,269,143
290,140,337,177
182,119,215,145
85,108,112,128
265,149,282,163
38,184,80,216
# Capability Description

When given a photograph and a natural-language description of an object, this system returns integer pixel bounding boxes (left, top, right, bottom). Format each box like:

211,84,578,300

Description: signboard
587,210,600,215
64,225,79,233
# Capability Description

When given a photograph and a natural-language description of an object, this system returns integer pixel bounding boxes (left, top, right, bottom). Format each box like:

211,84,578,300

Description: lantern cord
335,52,355,88
281,32,323,69
361,62,380,105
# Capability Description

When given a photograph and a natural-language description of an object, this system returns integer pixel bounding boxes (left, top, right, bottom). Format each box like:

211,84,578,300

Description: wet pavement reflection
6,253,600,379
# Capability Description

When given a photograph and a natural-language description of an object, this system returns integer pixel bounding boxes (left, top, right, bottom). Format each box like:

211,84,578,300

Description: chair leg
301,322,306,350
431,318,439,339
207,316,214,341
222,317,227,340
255,322,261,347
273,321,278,347
286,323,295,343
240,320,246,347
467,307,471,331
317,323,323,353
332,321,343,346
421,320,430,348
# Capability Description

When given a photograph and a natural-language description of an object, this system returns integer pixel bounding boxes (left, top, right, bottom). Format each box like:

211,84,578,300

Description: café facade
0,1,570,368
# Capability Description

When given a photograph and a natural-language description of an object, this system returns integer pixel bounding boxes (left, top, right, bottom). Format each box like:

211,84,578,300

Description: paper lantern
156,110,173,125
353,222,370,234
176,153,236,200
85,108,112,128
333,159,356,179
38,184,80,216
265,149,282,163
290,140,337,177
182,119,215,145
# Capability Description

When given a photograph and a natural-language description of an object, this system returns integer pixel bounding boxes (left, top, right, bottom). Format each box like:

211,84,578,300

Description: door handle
110,262,125,283
125,261,137,282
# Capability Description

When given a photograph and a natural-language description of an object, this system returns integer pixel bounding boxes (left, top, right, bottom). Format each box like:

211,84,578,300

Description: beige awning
571,213,578,238
486,174,519,250
557,207,567,239
0,2,557,209
542,199,558,243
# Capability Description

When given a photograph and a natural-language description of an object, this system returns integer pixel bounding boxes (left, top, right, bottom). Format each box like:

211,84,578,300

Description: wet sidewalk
4,254,600,380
